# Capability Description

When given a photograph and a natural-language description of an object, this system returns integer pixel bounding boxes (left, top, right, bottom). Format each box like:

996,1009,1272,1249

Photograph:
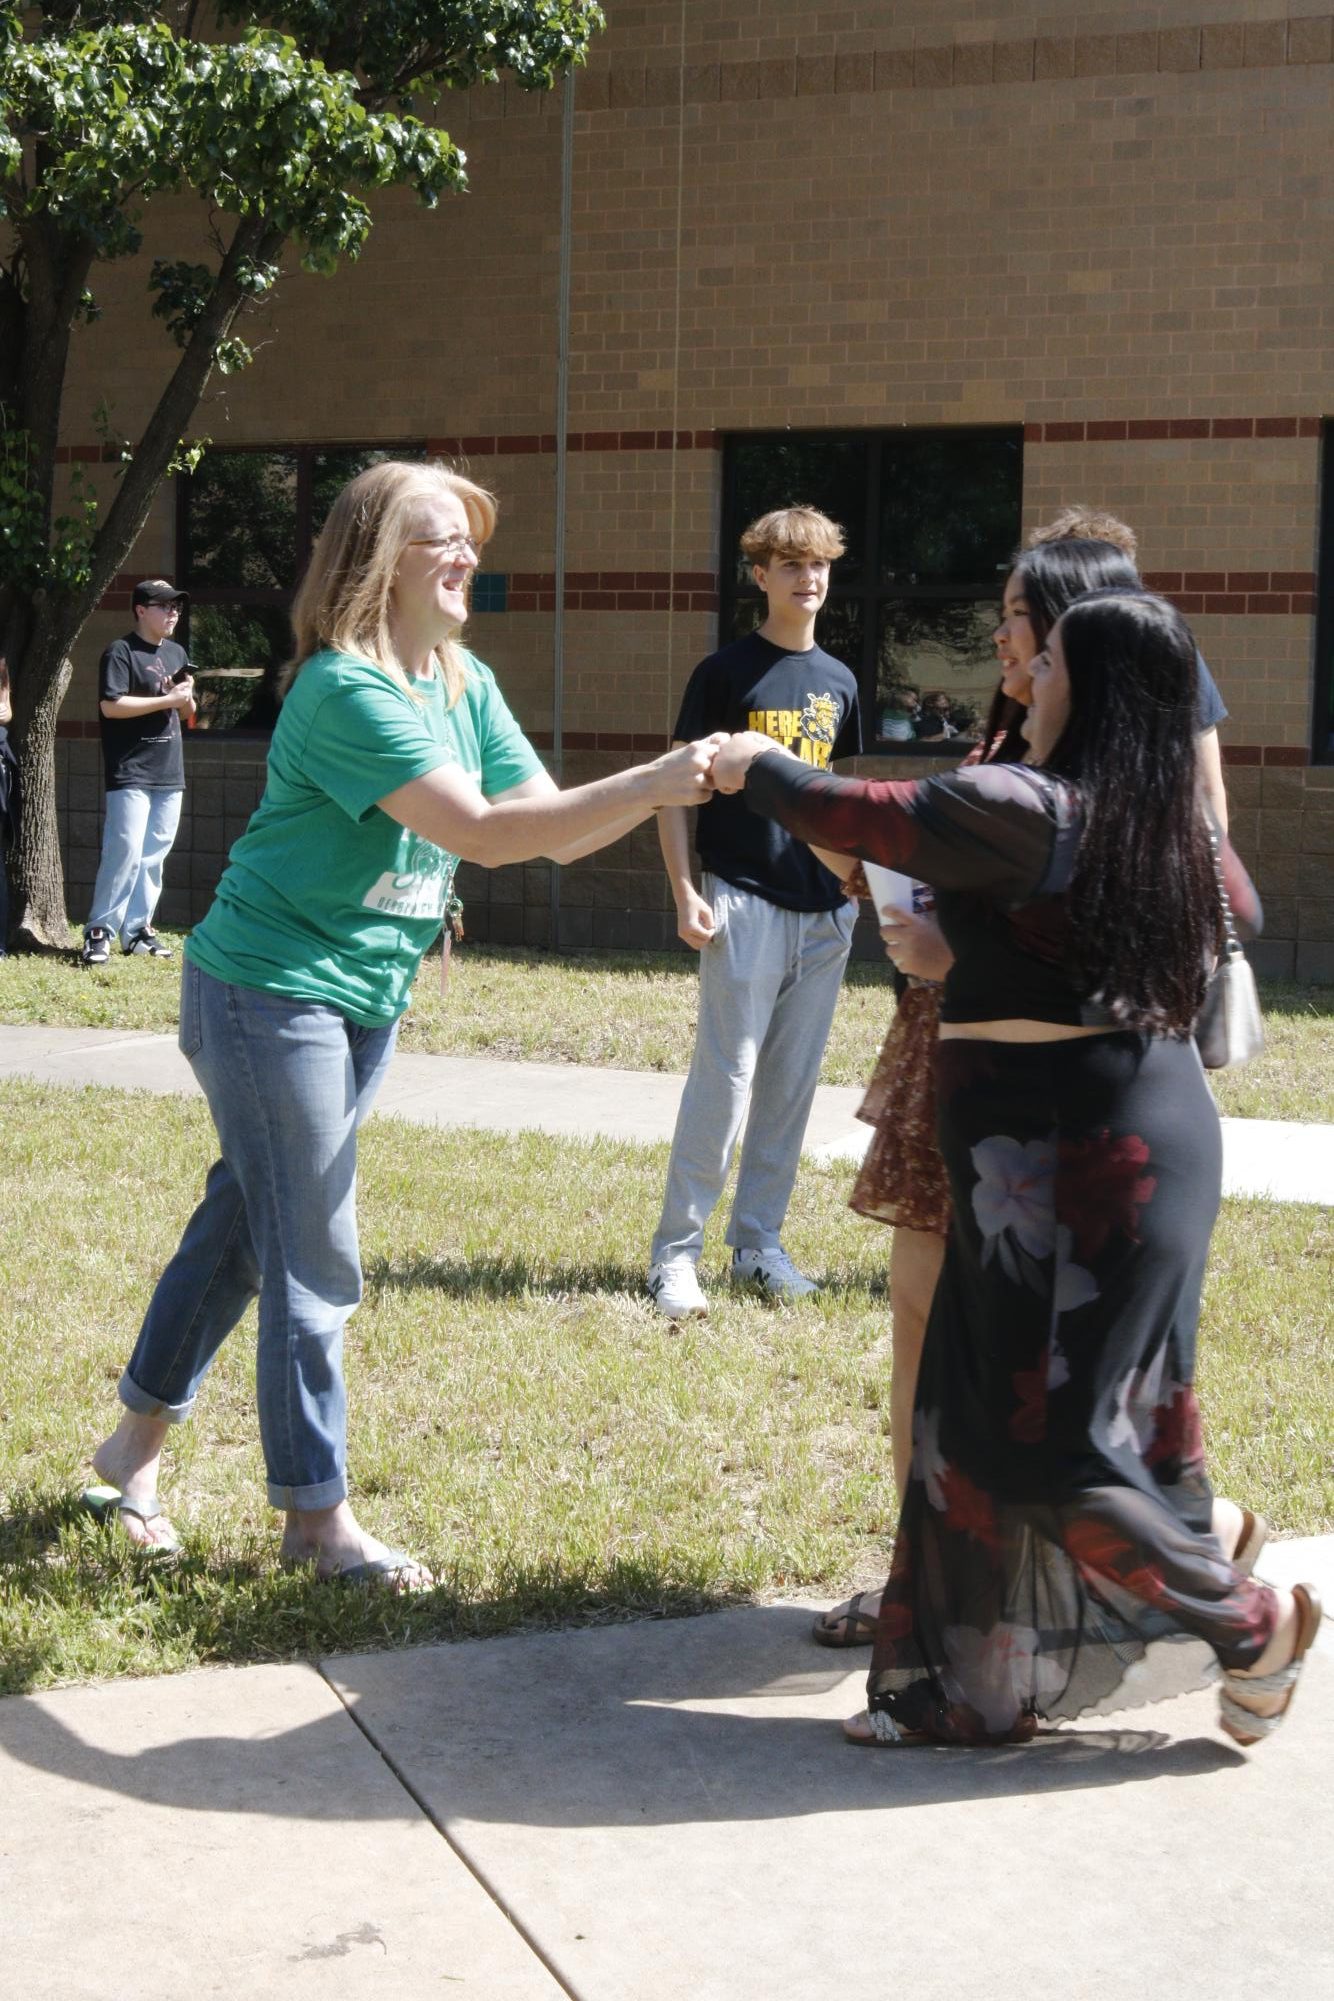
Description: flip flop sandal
81,1484,182,1556
1219,1582,1322,1747
333,1548,432,1590
286,1547,433,1592
812,1590,880,1649
843,1709,1040,1749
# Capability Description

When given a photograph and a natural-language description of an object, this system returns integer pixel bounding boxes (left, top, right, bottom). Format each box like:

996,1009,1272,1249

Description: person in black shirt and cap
82,579,196,966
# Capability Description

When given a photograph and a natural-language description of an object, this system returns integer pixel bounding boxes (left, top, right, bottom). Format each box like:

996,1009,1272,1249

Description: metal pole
550,68,575,945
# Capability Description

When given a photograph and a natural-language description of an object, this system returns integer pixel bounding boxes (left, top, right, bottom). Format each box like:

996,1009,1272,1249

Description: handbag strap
1205,821,1244,964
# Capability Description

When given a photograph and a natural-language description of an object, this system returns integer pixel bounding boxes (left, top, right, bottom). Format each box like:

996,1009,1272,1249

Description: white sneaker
730,1246,819,1301
646,1258,708,1318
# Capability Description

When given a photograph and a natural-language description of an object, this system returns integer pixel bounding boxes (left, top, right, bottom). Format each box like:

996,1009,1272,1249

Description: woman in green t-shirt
84,459,718,1586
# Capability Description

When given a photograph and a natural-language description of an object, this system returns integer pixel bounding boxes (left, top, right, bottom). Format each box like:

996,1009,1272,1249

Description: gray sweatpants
651,874,855,1266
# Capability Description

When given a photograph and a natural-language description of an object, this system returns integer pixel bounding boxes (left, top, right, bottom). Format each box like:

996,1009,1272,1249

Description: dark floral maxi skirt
867,1031,1279,1742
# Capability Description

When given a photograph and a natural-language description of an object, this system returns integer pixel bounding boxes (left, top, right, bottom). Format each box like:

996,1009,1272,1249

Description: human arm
486,766,662,865
1216,830,1261,942
1196,727,1228,835
878,906,954,981
656,780,715,948
377,738,718,869
99,682,193,720
0,657,10,725
711,732,1058,898
809,843,862,890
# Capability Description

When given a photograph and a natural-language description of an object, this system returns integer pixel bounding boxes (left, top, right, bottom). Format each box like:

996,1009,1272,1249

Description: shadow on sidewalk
0,1602,1252,1828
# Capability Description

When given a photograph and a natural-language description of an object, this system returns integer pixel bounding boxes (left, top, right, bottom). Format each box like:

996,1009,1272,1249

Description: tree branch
79,216,288,626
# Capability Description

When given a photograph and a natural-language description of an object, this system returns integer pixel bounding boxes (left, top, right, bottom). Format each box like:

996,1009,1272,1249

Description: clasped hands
654,729,784,805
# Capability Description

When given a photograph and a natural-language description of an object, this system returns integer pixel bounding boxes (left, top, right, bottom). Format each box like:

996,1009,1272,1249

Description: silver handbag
1194,826,1264,1070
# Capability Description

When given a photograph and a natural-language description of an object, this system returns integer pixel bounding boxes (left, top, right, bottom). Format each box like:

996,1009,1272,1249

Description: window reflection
721,429,1022,750
875,600,997,745
727,436,868,582
178,444,426,733
187,605,290,733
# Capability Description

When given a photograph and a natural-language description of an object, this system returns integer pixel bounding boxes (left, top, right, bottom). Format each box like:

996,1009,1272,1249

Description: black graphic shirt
99,632,189,790
673,630,862,910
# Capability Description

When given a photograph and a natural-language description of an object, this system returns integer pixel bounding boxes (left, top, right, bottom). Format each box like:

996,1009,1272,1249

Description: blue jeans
87,786,183,944
119,961,399,1509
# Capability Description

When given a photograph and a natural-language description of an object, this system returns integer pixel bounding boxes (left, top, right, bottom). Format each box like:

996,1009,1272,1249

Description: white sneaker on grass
730,1246,819,1301
646,1258,708,1318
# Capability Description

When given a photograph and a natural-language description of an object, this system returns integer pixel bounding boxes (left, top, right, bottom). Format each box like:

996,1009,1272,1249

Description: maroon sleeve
742,751,1063,900
1220,835,1263,941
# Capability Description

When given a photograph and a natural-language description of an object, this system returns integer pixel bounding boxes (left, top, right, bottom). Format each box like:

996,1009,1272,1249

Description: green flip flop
81,1483,182,1556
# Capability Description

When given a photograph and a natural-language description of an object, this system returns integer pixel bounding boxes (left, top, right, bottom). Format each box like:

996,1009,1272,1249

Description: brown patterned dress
849,982,952,1236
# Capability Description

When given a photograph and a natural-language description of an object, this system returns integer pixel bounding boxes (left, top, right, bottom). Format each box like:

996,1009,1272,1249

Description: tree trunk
8,626,76,949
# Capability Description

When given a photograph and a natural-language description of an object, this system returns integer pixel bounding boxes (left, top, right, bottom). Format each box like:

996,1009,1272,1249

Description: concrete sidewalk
2,1022,1332,1201
4,1574,1333,2000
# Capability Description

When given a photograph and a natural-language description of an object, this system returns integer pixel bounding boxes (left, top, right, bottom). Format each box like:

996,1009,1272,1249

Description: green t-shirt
187,648,543,1025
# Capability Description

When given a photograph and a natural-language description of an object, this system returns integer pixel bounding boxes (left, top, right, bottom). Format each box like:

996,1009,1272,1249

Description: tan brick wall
53,2,1334,964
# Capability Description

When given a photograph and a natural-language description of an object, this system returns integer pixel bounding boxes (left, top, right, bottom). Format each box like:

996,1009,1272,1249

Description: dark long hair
980,539,1142,762
1042,591,1216,1033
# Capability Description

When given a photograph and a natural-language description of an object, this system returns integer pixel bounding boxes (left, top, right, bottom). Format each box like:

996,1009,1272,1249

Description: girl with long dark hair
713,591,1319,1749
814,538,1260,1651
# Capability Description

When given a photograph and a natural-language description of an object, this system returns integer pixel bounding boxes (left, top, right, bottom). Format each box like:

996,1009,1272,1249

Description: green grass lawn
2,1081,1329,1694
2,934,1332,1119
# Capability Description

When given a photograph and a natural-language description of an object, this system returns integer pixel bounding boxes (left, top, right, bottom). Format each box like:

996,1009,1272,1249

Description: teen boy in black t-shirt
82,578,195,965
647,507,862,1317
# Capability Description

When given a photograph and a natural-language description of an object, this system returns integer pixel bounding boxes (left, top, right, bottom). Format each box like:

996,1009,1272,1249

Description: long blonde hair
280,459,498,705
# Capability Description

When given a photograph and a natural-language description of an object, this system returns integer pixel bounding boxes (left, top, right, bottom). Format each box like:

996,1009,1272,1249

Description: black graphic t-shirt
98,632,188,790
673,630,862,911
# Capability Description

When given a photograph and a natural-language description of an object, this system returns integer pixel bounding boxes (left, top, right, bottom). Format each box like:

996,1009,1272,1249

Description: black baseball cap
132,578,187,608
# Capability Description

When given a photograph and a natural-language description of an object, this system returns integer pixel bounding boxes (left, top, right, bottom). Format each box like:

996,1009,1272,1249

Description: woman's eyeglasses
406,534,481,559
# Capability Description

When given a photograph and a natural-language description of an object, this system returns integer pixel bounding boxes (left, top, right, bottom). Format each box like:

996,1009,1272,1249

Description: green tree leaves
0,0,601,942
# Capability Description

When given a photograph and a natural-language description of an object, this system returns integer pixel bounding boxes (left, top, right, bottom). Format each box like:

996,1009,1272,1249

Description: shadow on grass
362,1250,887,1304
1254,979,1334,1019
0,1485,747,1698
1,930,84,963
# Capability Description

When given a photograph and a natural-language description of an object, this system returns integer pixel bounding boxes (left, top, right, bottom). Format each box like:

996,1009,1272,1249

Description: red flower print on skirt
1055,1129,1157,1261
1145,1385,1205,1472
940,1464,1001,1549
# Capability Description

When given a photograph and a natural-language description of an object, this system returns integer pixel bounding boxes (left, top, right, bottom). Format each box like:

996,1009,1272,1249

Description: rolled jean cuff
266,1473,348,1512
118,1368,196,1423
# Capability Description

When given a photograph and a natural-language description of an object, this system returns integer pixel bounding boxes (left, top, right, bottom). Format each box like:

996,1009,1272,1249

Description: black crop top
743,752,1262,1027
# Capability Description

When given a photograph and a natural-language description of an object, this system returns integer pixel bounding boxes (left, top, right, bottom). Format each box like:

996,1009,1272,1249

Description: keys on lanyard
439,891,465,995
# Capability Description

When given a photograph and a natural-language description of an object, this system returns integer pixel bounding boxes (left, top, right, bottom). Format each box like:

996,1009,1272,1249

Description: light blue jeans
119,960,398,1509
651,875,855,1266
86,785,183,944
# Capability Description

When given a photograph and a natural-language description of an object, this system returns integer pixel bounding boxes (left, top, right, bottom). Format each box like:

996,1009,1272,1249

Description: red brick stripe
95,563,1313,618
425,430,720,457
65,416,1324,478
1027,416,1320,443
92,567,719,615
1141,570,1316,616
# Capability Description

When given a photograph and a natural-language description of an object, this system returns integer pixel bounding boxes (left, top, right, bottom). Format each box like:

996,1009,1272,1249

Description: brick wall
55,3,1334,974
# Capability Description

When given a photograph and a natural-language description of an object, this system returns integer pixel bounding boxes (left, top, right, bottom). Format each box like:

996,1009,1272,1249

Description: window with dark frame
1313,422,1334,762
719,428,1024,750
175,442,427,732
